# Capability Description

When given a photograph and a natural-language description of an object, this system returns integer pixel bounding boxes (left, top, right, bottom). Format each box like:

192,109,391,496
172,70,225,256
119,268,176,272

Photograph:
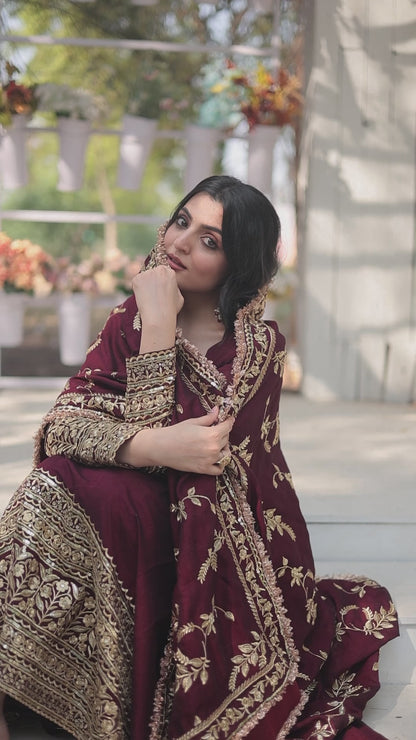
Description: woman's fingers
133,265,184,319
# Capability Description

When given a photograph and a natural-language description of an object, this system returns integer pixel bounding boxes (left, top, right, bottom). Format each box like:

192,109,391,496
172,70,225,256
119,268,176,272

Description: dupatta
1,237,397,739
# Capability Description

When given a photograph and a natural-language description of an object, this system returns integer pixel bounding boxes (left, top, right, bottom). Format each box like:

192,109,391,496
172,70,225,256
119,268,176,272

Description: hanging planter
117,114,157,190
0,291,25,347
184,124,219,193
247,124,279,195
58,292,91,366
57,117,91,192
0,114,30,190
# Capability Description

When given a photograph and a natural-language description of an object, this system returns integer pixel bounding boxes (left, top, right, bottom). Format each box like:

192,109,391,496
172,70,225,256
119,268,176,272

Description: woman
0,176,398,739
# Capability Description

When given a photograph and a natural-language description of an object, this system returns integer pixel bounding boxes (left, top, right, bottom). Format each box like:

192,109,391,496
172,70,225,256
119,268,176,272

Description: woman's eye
203,235,218,250
176,214,187,228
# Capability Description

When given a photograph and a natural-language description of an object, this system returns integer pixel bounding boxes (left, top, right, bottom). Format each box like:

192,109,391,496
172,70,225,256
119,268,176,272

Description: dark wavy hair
167,175,281,331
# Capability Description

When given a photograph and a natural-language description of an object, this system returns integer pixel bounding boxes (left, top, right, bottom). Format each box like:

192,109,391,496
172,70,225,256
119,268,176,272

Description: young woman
0,176,397,739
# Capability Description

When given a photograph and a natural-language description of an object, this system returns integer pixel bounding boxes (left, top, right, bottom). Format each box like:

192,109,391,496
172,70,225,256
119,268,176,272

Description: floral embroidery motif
276,556,317,625
0,469,134,739
335,602,397,641
272,463,294,489
264,508,296,542
261,395,280,452
125,347,176,426
197,530,225,584
170,486,216,523
175,598,235,694
272,348,286,377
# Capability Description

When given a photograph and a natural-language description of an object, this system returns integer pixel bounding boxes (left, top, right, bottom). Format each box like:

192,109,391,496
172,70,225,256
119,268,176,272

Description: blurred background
0,0,415,403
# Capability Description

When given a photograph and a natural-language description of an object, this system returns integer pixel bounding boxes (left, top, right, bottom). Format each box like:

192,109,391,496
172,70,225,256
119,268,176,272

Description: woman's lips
167,254,186,271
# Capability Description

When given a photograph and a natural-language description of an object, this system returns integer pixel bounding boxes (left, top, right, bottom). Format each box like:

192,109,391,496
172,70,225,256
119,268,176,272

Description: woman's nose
174,231,191,253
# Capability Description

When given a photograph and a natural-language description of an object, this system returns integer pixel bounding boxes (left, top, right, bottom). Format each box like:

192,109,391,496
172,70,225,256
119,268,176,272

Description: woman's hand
132,265,184,353
117,407,235,475
133,264,184,323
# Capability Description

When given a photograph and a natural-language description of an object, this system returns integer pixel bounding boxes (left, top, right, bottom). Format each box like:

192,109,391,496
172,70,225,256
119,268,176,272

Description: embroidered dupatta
0,240,398,739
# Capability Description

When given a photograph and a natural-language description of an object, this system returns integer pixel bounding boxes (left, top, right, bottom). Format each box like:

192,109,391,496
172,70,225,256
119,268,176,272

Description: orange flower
0,63,37,126
0,234,53,295
228,61,302,130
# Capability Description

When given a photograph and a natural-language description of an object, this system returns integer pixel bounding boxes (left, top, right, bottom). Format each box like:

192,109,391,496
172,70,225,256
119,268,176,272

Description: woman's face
164,193,228,296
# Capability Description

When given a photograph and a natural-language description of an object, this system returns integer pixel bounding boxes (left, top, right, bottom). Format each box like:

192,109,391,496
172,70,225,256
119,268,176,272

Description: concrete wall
297,0,416,401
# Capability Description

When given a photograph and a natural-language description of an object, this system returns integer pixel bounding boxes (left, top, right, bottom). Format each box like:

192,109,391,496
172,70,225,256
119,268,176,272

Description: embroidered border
0,468,134,740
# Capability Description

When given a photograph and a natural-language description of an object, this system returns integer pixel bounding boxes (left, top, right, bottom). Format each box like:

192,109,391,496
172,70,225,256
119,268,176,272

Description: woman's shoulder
260,319,286,352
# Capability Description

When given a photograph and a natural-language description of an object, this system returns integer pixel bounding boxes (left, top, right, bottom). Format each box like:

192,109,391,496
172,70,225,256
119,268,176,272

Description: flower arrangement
50,255,104,294
0,231,145,297
208,59,303,131
49,249,143,295
0,232,54,295
0,62,37,127
35,82,108,122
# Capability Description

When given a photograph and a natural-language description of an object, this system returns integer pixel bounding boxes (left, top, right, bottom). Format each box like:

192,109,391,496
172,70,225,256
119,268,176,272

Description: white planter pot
0,115,30,190
58,293,91,366
247,124,279,196
184,124,219,193
57,118,91,192
0,291,25,347
117,115,157,190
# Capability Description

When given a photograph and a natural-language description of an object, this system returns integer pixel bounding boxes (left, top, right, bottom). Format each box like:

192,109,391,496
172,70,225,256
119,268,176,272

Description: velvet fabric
0,276,398,738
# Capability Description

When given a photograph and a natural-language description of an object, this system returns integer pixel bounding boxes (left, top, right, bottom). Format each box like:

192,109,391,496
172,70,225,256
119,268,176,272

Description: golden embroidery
230,629,287,691
151,471,300,739
125,347,176,426
133,311,142,331
231,436,253,467
302,644,328,665
0,469,134,739
177,341,226,414
231,319,276,414
261,395,280,452
332,576,380,599
43,412,144,467
272,463,294,489
263,508,296,542
197,530,225,584
40,347,176,467
175,598,235,694
170,486,216,523
273,349,286,378
86,304,127,356
335,602,397,641
276,557,316,624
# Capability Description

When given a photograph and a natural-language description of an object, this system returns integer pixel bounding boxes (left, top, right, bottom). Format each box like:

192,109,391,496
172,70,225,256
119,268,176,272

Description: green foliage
1,0,305,259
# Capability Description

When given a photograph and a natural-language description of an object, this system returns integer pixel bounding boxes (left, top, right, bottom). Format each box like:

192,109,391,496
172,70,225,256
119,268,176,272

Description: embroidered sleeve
124,346,176,426
43,411,145,467
43,347,176,467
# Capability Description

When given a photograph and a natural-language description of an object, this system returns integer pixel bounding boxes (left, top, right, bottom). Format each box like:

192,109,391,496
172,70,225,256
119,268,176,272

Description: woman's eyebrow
182,206,223,236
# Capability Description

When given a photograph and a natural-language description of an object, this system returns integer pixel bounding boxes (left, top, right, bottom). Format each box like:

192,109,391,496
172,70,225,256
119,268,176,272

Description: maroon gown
0,245,398,739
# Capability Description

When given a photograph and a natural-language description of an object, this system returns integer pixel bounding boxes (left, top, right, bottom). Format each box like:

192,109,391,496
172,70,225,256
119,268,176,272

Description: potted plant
49,253,104,366
0,232,54,346
232,60,302,193
117,61,167,191
205,59,303,194
35,82,108,191
0,62,37,189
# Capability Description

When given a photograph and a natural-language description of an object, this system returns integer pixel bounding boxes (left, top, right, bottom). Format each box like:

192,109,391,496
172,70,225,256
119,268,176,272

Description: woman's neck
177,294,225,355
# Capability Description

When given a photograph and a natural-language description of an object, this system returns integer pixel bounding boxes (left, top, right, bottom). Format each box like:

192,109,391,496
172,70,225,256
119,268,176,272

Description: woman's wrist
139,318,176,354
116,427,158,468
